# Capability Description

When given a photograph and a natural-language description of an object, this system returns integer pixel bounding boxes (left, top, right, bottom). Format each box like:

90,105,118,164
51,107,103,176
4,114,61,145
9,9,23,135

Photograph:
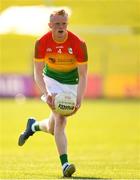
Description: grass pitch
0,99,140,179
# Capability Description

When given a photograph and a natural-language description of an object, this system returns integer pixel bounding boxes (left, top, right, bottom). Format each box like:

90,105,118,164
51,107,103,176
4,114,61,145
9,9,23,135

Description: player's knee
56,118,66,127
49,130,54,135
48,127,54,135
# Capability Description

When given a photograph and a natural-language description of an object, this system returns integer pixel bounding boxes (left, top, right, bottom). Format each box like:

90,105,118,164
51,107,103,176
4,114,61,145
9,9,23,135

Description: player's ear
48,22,52,29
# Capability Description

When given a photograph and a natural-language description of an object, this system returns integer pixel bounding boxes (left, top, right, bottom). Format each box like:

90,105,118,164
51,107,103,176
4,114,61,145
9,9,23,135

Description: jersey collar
52,31,68,44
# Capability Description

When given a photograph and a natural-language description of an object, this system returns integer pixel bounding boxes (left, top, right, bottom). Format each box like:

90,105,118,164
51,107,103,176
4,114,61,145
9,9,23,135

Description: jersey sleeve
75,40,88,64
34,37,46,62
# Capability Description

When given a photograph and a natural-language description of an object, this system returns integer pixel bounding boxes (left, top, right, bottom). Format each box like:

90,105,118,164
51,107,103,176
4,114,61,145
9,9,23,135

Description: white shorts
41,75,78,102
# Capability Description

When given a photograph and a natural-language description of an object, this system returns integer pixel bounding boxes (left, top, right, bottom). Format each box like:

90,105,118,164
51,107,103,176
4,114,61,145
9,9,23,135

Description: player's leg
54,113,67,155
32,112,55,134
54,113,76,177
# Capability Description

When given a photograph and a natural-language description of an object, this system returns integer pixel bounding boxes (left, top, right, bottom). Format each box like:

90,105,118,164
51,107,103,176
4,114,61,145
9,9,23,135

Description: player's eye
55,23,60,26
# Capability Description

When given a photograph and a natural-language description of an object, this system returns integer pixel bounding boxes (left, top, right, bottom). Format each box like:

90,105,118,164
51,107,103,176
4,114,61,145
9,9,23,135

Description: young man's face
49,15,68,40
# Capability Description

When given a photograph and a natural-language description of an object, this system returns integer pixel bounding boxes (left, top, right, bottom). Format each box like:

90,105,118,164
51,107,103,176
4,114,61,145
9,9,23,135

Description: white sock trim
31,121,39,132
62,162,69,170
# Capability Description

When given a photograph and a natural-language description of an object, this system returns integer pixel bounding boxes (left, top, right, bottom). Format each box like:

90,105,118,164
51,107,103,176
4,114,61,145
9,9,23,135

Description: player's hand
46,94,56,110
73,99,81,113
41,93,56,110
46,94,54,109
65,98,81,117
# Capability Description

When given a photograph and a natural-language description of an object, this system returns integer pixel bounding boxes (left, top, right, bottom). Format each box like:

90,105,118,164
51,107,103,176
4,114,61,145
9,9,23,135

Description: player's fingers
45,95,54,110
65,106,78,117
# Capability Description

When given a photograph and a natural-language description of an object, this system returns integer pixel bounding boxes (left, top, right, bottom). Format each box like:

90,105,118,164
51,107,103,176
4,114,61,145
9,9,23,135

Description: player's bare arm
76,41,88,111
34,61,48,95
76,63,88,109
34,61,55,109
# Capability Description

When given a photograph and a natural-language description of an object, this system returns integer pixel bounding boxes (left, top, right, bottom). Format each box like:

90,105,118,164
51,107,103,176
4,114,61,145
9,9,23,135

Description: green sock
60,154,68,166
32,122,41,132
34,124,40,131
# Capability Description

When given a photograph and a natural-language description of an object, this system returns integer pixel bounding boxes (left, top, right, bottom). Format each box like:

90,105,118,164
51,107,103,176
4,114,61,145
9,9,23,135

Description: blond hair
50,9,68,22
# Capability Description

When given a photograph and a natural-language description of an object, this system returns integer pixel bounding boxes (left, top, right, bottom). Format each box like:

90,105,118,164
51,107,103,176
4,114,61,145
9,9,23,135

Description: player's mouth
58,30,64,33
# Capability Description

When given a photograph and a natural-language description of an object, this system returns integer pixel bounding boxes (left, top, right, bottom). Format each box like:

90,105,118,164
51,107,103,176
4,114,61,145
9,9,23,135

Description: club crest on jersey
68,48,73,54
57,49,62,54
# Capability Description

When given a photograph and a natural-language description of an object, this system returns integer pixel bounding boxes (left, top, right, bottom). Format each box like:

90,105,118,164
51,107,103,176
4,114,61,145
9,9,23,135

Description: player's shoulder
36,31,52,44
68,31,85,43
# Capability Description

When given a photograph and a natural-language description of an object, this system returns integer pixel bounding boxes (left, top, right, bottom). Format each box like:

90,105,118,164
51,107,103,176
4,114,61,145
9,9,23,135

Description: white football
54,93,76,116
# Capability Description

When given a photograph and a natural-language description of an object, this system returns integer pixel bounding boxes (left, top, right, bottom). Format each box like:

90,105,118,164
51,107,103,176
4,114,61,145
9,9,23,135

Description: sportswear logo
46,48,52,52
68,48,73,54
